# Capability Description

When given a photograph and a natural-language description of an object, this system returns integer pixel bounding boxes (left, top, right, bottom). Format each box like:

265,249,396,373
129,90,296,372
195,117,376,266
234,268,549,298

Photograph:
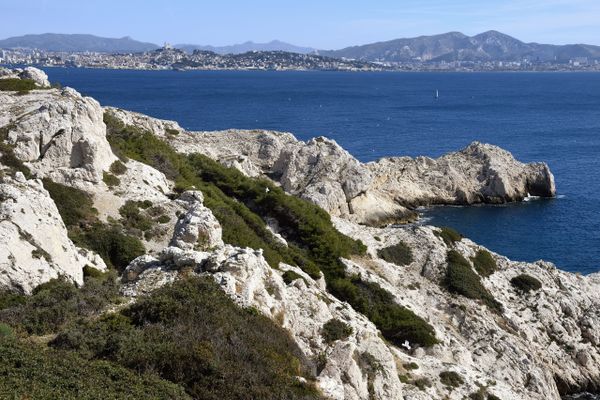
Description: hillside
176,40,315,55
321,30,600,62
0,33,159,53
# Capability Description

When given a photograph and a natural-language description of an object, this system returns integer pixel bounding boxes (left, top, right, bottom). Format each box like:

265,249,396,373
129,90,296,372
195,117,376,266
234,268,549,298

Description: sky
1,0,599,49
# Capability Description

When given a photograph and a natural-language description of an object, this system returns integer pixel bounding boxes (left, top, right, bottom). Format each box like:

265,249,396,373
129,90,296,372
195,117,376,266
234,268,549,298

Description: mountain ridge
320,30,600,62
175,40,316,55
0,33,159,53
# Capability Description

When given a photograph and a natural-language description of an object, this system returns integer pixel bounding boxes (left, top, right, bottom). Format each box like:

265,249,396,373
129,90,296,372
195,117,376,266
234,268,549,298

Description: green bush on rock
445,250,502,312
439,370,464,388
103,112,438,348
42,179,145,270
0,274,120,335
322,319,353,343
472,249,497,277
52,276,323,400
0,338,190,399
0,78,37,92
435,226,462,246
510,274,542,294
377,241,414,266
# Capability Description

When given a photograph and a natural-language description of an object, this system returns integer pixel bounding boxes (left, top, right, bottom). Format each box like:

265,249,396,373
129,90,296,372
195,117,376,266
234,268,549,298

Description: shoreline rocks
104,107,556,226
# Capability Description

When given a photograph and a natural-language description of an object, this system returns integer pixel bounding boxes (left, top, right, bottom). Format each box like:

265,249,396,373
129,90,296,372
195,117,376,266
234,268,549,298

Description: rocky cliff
0,68,595,400
105,107,555,226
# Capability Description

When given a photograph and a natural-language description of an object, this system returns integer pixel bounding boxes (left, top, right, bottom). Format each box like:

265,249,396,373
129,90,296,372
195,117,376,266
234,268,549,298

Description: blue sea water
41,68,600,274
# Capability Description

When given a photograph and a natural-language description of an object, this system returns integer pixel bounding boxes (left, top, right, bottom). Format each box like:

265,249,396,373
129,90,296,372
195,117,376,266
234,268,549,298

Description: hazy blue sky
2,0,599,48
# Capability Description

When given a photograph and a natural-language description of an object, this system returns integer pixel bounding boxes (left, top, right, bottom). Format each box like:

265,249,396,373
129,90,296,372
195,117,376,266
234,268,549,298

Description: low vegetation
510,274,542,294
0,274,120,335
435,226,462,246
51,276,323,400
119,200,154,234
329,276,438,347
377,241,414,266
103,112,439,348
0,78,37,93
439,370,464,388
42,178,145,271
282,270,305,285
322,319,353,343
472,249,497,277
109,159,128,175
445,250,502,312
0,338,191,399
103,171,120,187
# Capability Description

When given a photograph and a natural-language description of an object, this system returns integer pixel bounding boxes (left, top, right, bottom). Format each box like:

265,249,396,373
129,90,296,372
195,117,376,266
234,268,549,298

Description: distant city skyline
2,0,600,49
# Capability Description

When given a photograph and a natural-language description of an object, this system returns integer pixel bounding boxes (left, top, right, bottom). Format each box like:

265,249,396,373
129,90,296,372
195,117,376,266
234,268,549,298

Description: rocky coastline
0,68,598,400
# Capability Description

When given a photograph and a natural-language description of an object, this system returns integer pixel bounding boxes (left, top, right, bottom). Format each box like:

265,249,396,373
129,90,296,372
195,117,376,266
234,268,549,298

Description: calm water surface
42,68,600,274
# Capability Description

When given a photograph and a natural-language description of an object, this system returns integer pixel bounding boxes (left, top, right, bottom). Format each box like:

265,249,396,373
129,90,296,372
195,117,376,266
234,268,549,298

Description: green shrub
0,323,14,338
42,179,97,226
435,226,462,246
322,319,353,343
445,250,502,312
377,241,414,266
510,274,542,294
109,160,128,175
0,339,190,399
119,201,153,233
0,274,120,335
487,394,501,400
156,215,170,224
472,249,497,277
469,389,485,400
0,292,26,310
166,128,180,135
403,362,419,370
53,276,323,400
83,265,106,279
31,248,52,261
282,270,305,285
330,276,438,347
103,171,120,187
0,78,37,92
73,223,145,271
439,370,463,388
42,178,145,270
414,377,432,390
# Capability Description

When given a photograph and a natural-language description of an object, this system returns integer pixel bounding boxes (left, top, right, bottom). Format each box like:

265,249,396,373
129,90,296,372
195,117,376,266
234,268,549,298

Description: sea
41,68,600,275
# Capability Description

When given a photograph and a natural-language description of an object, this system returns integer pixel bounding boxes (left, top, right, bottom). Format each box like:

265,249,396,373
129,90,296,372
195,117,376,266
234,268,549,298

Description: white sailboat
435,89,439,100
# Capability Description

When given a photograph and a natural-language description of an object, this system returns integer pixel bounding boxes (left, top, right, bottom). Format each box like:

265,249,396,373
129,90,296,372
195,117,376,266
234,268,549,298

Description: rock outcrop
0,67,50,88
125,211,403,400
0,173,105,293
104,108,556,226
0,86,115,184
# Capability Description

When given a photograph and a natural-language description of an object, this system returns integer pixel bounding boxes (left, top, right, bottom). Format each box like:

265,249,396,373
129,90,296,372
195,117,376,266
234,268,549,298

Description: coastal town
0,45,386,71
2,44,600,72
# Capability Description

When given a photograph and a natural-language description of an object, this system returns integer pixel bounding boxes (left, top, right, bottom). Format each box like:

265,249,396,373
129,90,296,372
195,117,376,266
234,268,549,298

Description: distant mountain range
320,31,600,62
0,33,159,53
175,40,315,55
2,32,600,62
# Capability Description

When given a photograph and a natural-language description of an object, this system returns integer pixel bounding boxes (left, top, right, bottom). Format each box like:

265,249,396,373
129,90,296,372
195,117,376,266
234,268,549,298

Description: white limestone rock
334,217,600,399
171,191,224,251
124,244,403,400
106,108,554,226
0,87,116,183
18,67,51,88
0,174,105,293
